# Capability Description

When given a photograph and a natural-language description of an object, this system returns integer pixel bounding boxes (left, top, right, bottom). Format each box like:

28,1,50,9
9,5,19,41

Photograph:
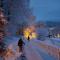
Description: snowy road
1,36,57,60
24,39,56,60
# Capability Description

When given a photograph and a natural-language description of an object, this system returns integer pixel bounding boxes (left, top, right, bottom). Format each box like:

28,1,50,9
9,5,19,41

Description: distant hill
46,21,60,27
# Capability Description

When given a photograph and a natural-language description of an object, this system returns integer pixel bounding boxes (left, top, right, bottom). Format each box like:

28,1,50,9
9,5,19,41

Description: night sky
30,0,60,22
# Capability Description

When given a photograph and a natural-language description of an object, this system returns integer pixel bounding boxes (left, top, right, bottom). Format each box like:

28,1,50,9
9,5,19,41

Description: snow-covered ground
0,36,57,60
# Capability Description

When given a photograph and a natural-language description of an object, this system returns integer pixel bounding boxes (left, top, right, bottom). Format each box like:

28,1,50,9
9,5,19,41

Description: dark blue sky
30,0,60,21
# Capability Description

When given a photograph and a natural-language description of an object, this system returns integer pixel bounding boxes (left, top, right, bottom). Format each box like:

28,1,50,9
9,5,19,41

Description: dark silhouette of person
18,38,25,52
27,36,30,41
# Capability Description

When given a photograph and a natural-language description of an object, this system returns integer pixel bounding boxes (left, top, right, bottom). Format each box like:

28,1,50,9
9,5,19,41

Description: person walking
18,38,25,52
27,36,30,41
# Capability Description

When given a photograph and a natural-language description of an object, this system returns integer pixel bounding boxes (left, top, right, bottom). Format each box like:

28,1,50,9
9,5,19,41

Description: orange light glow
24,26,37,40
24,28,30,38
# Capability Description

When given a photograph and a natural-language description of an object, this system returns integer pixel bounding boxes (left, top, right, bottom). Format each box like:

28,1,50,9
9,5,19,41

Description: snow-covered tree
0,8,8,55
0,8,8,41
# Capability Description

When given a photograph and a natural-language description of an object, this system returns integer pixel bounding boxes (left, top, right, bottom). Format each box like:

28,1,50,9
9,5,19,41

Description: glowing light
32,32,37,38
24,26,37,40
57,34,60,38
24,28,30,38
